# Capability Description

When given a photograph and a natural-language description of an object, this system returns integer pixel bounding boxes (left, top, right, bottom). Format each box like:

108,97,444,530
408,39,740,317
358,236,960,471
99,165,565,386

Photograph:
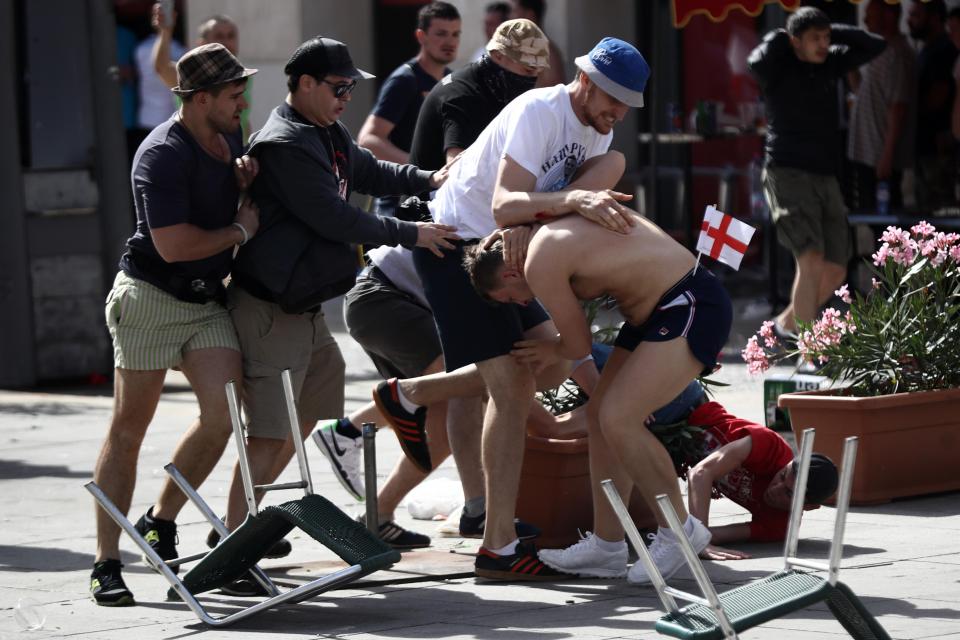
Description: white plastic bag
404,477,463,520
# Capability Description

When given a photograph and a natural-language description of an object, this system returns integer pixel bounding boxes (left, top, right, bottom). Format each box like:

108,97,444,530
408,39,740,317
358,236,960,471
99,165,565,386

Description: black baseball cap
796,453,839,504
284,36,374,80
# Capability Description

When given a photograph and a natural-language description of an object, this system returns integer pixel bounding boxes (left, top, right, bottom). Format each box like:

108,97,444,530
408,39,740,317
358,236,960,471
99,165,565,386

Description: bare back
526,214,695,326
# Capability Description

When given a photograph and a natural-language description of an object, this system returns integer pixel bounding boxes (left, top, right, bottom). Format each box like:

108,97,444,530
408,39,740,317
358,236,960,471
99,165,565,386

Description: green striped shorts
105,271,240,370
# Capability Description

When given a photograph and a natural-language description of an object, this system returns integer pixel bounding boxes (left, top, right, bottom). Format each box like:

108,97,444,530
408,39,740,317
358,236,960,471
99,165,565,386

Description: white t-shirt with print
429,84,613,240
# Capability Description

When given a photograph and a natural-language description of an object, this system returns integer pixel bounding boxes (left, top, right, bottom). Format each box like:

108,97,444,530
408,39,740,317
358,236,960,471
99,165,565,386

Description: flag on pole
696,205,755,271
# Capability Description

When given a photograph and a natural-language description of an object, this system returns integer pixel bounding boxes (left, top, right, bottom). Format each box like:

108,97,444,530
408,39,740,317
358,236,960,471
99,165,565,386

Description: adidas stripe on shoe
372,378,432,472
475,542,577,581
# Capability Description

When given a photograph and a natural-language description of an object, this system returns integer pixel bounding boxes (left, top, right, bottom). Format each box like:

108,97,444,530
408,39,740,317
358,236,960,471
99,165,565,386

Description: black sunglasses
321,79,358,98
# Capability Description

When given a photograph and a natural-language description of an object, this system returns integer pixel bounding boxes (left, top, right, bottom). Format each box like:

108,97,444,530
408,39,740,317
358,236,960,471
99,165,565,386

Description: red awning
672,0,927,28
672,0,801,28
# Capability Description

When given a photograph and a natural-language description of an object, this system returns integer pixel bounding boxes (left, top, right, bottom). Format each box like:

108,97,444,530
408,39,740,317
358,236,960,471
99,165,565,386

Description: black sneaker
206,522,292,559
372,378,432,472
475,542,576,581
218,574,270,597
134,507,179,574
90,559,135,606
357,514,431,550
460,511,541,541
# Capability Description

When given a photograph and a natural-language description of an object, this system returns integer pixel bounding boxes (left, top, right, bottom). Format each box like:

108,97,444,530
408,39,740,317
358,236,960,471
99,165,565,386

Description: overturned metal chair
86,369,399,626
603,428,891,640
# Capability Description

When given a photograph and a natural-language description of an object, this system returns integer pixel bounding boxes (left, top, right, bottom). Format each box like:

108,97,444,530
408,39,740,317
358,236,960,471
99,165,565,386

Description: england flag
696,205,755,271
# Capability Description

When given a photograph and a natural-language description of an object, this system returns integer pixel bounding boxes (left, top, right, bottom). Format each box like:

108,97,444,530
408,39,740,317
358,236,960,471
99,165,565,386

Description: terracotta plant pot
515,434,657,548
779,387,960,505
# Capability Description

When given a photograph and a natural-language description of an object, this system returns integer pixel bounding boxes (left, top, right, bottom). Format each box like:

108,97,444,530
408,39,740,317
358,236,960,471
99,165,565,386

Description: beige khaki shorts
762,166,850,265
105,271,239,370
227,285,345,440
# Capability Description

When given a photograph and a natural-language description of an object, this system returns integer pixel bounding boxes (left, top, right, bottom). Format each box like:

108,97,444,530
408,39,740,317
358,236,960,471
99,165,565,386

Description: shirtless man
464,210,733,584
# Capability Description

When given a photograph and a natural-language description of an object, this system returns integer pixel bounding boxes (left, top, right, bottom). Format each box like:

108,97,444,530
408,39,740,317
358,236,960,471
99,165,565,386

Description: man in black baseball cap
214,36,458,589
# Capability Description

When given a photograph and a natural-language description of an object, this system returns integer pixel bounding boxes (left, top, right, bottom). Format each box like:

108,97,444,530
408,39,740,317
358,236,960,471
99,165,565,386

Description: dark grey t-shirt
120,115,242,289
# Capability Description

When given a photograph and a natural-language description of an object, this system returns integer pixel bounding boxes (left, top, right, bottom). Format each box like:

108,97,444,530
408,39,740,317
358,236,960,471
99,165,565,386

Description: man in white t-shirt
372,38,650,580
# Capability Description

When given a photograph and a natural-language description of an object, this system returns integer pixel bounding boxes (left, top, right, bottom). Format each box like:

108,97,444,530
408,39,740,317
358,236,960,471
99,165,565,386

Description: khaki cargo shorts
762,166,850,265
105,271,239,370
227,285,345,440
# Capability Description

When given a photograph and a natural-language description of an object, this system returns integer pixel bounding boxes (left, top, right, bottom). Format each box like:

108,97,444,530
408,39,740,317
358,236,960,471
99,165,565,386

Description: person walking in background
358,1,460,216
748,7,884,339
847,0,917,213
908,0,957,211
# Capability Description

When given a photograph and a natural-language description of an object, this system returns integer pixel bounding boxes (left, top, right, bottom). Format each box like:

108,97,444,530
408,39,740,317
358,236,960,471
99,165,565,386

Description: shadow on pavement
0,459,91,480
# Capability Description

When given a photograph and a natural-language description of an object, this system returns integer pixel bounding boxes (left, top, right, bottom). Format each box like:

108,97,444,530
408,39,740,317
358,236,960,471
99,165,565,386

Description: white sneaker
538,531,628,578
313,420,364,501
627,516,711,585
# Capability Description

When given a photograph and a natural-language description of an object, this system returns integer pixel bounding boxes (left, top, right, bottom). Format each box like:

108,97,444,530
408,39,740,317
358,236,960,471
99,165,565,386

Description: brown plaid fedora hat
172,43,257,96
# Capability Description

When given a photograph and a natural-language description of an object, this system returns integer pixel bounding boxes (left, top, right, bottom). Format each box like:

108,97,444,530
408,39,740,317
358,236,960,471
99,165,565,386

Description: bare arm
151,196,259,263
358,114,409,164
150,3,178,89
524,243,592,360
492,155,633,232
687,437,752,531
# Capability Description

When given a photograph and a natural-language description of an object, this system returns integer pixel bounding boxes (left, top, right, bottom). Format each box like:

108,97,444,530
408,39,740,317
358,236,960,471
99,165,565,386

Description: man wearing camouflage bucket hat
91,42,260,606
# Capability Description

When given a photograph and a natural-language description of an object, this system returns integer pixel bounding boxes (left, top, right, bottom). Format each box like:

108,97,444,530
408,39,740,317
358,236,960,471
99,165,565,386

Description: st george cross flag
696,205,755,271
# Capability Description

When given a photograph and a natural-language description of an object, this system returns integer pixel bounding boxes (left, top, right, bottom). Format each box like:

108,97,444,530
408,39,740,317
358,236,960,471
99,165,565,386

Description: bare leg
818,260,847,306
93,369,166,562
152,347,240,520
398,363,486,406
376,357,452,520
777,250,829,333
445,396,485,503
598,339,704,526
476,354,536,549
584,347,638,541
225,435,286,530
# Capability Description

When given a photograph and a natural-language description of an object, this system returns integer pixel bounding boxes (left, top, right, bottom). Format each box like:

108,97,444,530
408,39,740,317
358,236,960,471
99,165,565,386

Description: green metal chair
602,429,891,640
87,370,398,626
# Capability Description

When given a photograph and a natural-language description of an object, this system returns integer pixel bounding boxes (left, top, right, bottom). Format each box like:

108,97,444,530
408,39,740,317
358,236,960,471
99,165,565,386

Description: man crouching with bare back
464,209,733,585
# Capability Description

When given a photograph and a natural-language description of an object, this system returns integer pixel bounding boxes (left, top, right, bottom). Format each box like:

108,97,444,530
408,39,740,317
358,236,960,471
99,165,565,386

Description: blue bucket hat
574,37,649,108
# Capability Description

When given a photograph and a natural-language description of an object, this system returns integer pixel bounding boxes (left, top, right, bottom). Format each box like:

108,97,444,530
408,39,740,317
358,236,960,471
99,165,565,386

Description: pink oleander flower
873,244,891,266
743,221,958,396
741,335,771,375
759,320,777,348
835,284,852,304
911,220,936,238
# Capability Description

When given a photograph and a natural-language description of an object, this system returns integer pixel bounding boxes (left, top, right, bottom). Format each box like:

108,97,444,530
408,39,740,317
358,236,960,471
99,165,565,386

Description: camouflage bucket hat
486,18,550,70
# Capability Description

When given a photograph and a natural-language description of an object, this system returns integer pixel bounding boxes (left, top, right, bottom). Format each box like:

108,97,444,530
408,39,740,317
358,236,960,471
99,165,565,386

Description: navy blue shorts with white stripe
613,268,732,375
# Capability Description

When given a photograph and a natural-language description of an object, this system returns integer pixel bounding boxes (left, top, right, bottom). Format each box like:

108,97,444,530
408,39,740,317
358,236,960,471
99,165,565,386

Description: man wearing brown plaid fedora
90,43,260,606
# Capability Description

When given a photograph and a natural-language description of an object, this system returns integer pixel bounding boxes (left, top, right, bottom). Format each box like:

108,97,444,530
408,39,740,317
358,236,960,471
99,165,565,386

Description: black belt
127,251,224,304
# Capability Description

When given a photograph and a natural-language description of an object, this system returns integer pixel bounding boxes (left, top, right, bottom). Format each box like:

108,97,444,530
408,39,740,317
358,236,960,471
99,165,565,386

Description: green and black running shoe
90,559,134,607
